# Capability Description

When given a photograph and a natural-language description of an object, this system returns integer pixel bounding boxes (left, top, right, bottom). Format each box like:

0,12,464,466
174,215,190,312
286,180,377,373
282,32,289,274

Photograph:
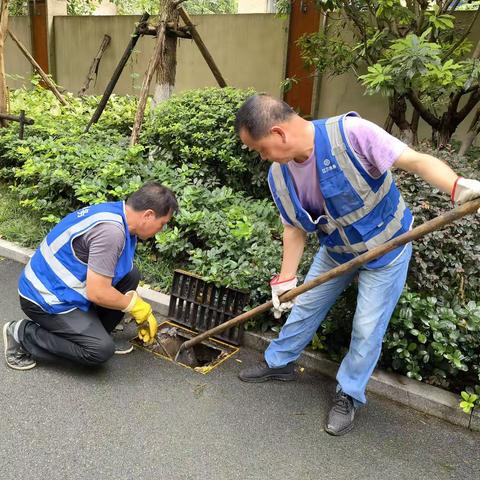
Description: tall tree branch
455,88,480,125
407,90,441,128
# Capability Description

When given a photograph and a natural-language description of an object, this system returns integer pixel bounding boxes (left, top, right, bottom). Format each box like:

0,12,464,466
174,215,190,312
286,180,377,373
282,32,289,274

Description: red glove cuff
451,176,463,204
270,274,296,286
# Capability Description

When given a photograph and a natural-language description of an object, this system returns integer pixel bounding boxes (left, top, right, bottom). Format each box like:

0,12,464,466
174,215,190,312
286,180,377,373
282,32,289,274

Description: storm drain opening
132,271,248,373
131,320,239,374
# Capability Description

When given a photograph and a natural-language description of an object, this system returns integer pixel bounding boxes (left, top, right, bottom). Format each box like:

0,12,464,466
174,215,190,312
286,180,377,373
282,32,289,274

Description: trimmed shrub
141,87,269,199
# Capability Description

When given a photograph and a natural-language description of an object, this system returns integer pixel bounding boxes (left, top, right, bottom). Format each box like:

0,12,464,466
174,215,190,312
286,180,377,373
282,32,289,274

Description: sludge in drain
131,321,239,374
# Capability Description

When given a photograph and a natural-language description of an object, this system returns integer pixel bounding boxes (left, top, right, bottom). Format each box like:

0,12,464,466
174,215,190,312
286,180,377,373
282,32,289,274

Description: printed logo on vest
321,159,337,174
77,207,90,218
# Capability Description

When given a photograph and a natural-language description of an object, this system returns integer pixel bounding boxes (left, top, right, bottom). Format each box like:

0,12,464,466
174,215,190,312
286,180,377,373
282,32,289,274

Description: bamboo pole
178,6,227,87
0,0,9,127
8,29,67,106
0,111,34,124
85,13,149,132
78,34,111,96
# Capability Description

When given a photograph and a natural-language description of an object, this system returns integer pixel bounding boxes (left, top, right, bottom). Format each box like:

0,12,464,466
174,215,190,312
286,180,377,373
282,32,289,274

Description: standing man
3,181,178,371
235,94,480,435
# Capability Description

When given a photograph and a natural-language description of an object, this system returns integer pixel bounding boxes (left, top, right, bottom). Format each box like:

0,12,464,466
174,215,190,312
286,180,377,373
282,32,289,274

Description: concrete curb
1,238,478,432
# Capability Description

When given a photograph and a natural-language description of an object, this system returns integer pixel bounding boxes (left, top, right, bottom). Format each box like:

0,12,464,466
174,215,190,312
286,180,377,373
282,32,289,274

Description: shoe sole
324,422,354,436
114,346,134,355
3,322,36,371
238,372,297,383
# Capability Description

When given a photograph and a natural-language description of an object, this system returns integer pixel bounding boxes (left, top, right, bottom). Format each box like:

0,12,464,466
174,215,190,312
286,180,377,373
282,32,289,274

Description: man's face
136,210,172,240
239,127,292,164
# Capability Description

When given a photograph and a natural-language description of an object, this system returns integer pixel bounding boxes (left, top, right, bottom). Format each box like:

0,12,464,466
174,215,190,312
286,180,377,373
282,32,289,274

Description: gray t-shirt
72,222,126,277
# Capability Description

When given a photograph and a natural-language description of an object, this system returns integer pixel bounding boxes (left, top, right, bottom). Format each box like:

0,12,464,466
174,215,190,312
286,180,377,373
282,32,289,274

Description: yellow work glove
122,291,157,344
137,313,158,344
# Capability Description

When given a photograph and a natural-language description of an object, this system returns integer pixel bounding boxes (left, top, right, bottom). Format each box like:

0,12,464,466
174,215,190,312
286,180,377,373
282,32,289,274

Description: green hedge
141,87,270,199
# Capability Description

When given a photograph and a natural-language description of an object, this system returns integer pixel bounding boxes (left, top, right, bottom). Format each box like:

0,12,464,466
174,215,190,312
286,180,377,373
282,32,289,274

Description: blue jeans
265,244,412,405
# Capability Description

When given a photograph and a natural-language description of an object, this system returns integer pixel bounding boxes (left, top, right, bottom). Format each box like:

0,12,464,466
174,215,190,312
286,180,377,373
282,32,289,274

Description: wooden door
29,0,49,74
284,0,320,117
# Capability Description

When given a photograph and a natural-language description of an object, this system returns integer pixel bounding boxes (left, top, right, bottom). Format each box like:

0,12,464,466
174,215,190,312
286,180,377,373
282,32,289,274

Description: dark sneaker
111,335,134,355
325,390,356,436
238,361,296,383
3,321,36,371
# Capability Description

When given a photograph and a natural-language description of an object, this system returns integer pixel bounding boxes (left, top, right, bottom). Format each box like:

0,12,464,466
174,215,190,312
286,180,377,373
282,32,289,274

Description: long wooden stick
8,29,67,106
0,0,10,126
78,34,111,96
178,6,227,88
85,13,149,132
176,198,480,355
0,111,34,124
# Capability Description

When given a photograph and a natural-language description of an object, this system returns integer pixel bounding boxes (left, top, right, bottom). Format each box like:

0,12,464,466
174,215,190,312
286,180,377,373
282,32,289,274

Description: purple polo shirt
281,116,408,223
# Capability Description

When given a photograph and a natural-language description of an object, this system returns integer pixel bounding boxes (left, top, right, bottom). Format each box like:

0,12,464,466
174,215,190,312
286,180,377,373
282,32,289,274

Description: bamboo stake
0,0,9,126
78,34,111,96
85,13,149,132
178,6,227,87
8,28,67,106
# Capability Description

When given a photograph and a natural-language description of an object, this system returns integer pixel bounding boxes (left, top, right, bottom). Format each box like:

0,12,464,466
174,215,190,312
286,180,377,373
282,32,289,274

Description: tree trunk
0,0,9,127
459,108,480,156
434,122,455,149
410,109,419,146
152,6,178,107
388,93,415,145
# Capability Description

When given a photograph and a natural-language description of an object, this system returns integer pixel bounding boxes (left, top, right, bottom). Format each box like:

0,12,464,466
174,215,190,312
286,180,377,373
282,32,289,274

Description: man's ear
270,126,287,143
144,209,156,221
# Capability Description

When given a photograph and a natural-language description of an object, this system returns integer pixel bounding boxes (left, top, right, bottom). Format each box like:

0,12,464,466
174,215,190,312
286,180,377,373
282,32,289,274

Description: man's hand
122,291,158,343
270,275,297,319
452,178,480,212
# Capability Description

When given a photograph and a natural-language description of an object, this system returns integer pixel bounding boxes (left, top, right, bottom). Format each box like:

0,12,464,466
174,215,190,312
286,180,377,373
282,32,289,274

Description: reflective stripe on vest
18,202,136,314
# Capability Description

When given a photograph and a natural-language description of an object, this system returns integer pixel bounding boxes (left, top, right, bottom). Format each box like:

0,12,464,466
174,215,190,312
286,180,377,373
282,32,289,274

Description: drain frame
131,320,239,374
167,270,249,345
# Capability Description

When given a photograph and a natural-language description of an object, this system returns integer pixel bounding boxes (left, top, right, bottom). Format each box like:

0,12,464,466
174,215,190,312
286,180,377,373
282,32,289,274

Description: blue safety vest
18,201,137,314
268,112,413,269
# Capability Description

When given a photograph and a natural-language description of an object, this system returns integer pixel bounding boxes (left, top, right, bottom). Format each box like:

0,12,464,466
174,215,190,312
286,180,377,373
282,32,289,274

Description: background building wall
5,16,32,91
52,14,288,97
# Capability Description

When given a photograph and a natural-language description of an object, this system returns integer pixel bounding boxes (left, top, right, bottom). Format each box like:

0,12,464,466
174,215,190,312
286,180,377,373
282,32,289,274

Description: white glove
452,178,480,213
270,275,297,319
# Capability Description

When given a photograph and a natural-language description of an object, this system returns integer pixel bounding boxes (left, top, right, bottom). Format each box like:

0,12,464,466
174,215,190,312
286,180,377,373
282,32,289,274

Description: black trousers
18,266,140,366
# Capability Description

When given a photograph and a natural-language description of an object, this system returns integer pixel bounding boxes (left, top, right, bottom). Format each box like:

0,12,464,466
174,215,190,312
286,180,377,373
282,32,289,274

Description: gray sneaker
325,390,356,436
112,335,134,355
3,321,36,371
238,361,296,383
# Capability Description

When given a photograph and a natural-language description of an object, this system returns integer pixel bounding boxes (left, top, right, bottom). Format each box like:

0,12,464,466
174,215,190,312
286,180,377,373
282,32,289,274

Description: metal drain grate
167,270,249,345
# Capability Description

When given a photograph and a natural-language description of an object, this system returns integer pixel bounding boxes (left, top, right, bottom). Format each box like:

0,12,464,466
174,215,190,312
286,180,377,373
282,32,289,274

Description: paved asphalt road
0,257,478,480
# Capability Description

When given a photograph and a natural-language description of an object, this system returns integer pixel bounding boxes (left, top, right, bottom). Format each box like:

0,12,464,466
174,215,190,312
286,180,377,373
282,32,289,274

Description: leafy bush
383,290,480,389
141,87,269,199
0,87,144,221
395,143,480,302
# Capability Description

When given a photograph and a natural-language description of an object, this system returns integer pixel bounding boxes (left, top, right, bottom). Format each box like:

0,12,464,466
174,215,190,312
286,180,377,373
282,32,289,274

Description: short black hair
234,94,296,140
126,182,178,217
